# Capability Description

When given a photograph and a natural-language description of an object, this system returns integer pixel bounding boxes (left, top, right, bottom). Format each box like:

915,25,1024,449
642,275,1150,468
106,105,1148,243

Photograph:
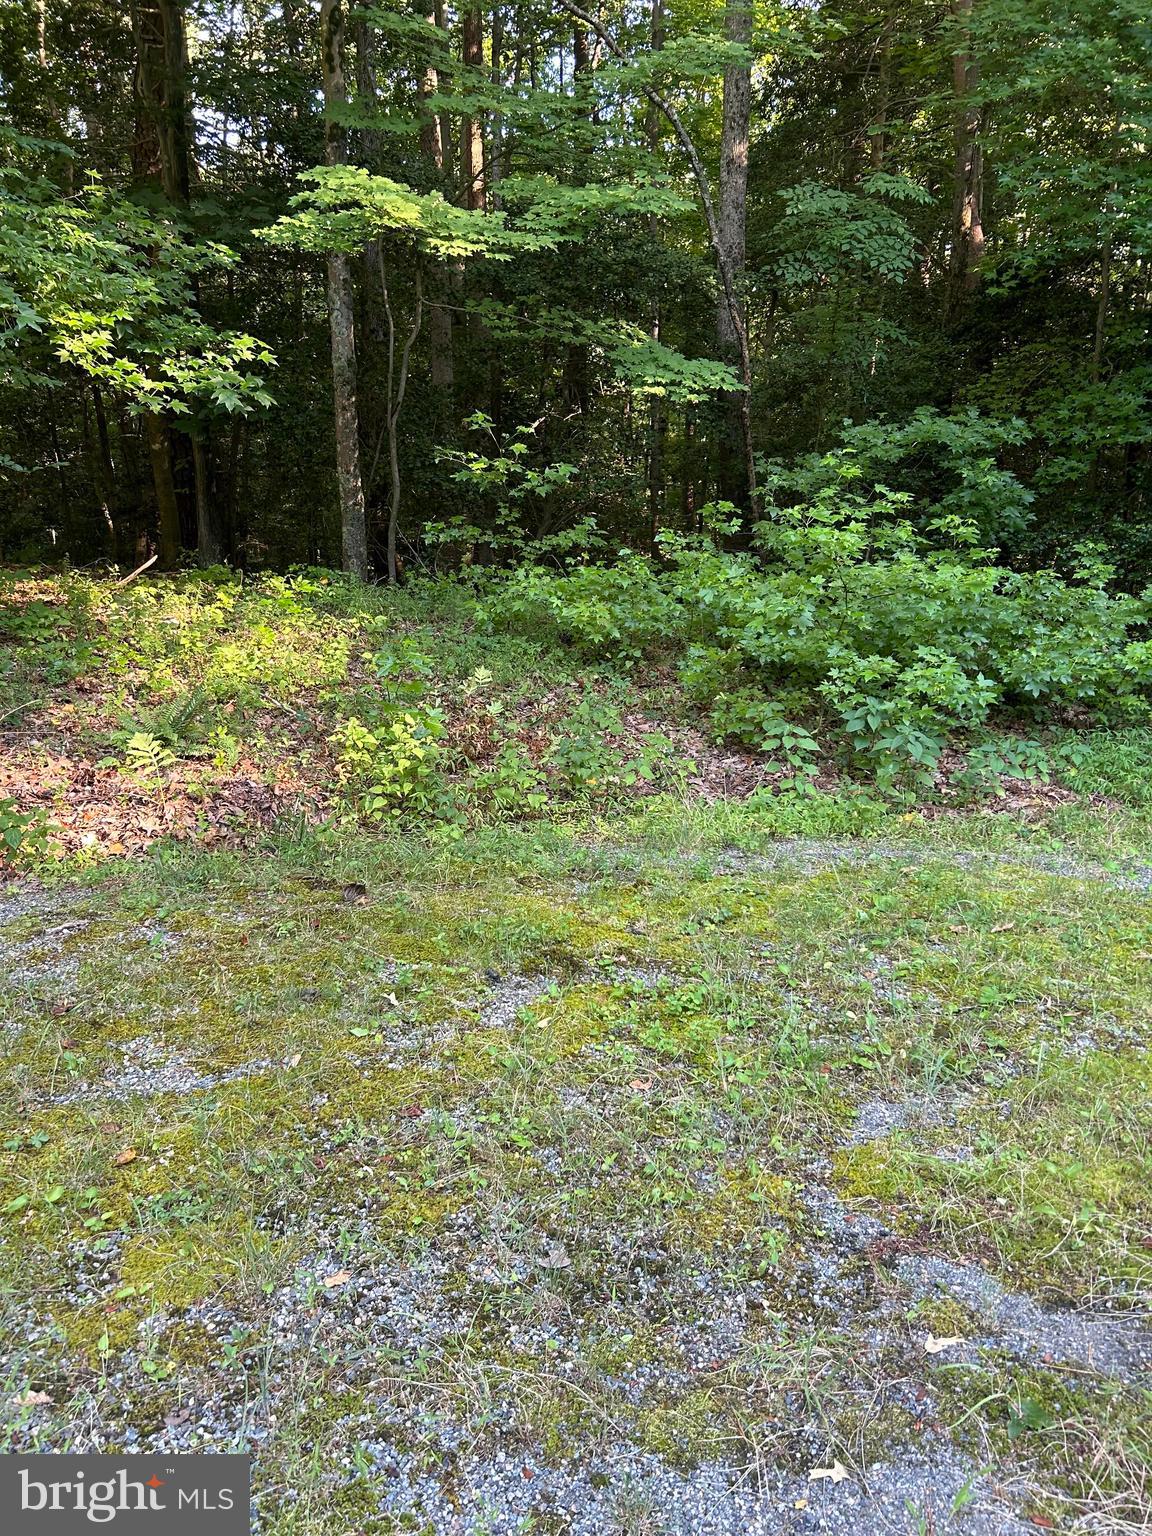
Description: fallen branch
115,553,159,588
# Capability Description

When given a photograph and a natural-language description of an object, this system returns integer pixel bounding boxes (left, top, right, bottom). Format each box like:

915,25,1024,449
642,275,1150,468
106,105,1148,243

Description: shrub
330,711,452,823
0,797,47,868
485,469,1152,788
483,554,679,662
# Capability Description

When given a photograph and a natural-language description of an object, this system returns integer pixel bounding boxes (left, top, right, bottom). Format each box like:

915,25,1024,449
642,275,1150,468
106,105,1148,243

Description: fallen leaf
924,1334,965,1354
629,1078,652,1093
991,922,1016,934
10,1390,52,1408
538,1242,572,1270
51,999,75,1016
1029,1519,1056,1531
808,1461,850,1484
286,1052,302,1069
112,1148,138,1167
323,1270,352,1288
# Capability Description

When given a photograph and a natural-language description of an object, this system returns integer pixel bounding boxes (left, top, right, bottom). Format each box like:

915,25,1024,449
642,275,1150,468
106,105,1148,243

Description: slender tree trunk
490,3,505,197
192,434,221,564
420,5,445,166
647,0,666,538
354,13,379,163
947,0,984,312
377,255,424,584
144,411,182,567
556,2,759,515
321,0,369,580
870,13,893,170
717,0,750,350
423,4,455,395
131,0,209,565
461,6,486,210
89,385,120,556
564,13,594,416
717,0,752,508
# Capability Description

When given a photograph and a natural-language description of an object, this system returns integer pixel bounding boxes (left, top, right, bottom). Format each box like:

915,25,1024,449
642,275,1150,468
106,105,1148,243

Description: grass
1,570,1151,1532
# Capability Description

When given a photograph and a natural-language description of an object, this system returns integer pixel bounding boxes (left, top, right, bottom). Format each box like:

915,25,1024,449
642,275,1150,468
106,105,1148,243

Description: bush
484,469,1152,788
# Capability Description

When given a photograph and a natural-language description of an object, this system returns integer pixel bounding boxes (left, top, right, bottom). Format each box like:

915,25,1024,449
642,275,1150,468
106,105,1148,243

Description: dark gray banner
0,1455,250,1533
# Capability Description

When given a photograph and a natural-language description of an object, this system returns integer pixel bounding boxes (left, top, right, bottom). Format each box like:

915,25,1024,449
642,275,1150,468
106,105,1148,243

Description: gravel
897,1255,1152,1381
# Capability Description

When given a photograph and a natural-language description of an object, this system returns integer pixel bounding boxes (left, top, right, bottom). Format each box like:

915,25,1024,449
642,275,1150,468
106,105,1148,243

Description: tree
260,167,558,581
717,0,753,506
319,0,369,581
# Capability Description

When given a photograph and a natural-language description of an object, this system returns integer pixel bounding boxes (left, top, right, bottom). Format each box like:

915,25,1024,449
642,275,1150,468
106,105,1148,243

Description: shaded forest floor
2,571,1151,1533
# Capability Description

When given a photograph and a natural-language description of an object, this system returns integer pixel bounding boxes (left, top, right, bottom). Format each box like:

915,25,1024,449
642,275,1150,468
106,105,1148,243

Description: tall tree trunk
422,3,455,396
192,434,221,564
647,0,666,537
354,13,380,163
461,6,486,211
558,1,758,512
489,3,505,196
144,410,182,568
716,0,752,507
131,0,202,566
89,385,120,558
321,0,370,580
131,1,191,201
563,12,594,417
947,0,984,312
870,13,893,170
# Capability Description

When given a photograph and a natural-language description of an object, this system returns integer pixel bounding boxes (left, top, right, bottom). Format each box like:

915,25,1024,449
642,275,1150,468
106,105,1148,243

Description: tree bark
461,6,486,210
354,13,380,163
717,0,750,350
321,0,370,580
647,0,666,538
555,1,759,516
870,13,893,170
131,1,192,202
947,0,984,312
89,385,120,557
375,255,424,584
144,410,182,568
192,433,221,564
716,0,752,507
131,0,212,566
423,4,455,395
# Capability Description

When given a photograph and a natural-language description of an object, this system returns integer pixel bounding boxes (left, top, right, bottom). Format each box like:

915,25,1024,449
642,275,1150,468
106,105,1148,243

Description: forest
2,5,1152,1534
2,0,1148,576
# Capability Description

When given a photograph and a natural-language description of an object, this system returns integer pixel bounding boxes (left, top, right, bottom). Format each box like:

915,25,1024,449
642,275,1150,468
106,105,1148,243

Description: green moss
635,1389,724,1469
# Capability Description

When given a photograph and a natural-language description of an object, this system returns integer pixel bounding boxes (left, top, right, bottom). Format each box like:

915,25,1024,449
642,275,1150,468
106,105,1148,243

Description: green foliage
485,554,682,664
769,175,931,289
0,148,274,416
487,468,1152,789
259,164,561,262
0,796,46,867
468,743,549,816
117,730,177,780
330,711,451,824
428,414,588,559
